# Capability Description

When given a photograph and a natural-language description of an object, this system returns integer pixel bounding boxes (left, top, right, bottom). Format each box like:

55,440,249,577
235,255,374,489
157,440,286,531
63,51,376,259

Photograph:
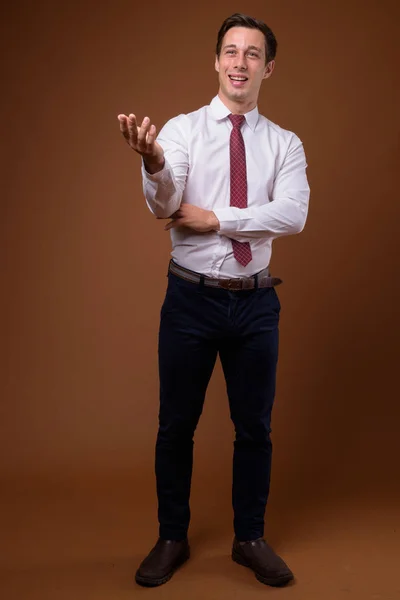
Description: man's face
215,27,274,107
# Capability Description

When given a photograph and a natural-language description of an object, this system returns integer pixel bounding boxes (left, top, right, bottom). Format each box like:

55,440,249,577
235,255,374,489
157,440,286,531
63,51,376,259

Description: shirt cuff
213,207,241,235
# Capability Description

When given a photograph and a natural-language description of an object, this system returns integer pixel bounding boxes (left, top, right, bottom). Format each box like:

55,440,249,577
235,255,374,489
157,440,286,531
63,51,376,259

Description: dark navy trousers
156,270,281,542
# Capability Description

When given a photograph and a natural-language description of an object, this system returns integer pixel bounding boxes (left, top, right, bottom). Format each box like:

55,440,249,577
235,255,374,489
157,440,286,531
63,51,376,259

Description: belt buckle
219,278,237,290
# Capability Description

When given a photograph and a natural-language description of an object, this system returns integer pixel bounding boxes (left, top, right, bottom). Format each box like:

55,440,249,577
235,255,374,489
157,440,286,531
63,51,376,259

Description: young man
118,13,310,588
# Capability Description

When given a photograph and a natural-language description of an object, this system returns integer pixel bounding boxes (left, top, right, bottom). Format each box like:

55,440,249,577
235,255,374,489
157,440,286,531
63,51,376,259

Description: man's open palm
118,114,164,164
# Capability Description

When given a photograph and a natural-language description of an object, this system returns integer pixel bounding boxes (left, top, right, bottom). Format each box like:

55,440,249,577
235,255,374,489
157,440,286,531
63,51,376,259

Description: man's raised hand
118,114,164,173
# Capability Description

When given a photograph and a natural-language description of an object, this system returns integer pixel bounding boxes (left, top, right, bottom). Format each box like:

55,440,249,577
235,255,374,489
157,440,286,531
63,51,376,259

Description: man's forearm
142,159,184,219
214,197,308,241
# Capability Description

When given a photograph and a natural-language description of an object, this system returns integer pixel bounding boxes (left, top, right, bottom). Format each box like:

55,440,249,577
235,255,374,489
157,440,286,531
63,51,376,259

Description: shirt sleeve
213,134,310,241
142,116,189,219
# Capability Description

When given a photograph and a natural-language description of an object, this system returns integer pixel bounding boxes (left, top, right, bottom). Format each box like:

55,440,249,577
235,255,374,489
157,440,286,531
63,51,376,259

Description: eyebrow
223,44,263,53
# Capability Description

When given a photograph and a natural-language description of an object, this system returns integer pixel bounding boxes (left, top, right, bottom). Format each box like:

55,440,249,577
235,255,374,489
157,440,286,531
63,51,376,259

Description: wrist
143,155,165,174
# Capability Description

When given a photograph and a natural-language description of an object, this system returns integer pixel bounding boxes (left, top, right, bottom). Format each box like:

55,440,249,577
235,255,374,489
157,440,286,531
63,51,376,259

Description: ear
215,55,220,73
263,60,275,80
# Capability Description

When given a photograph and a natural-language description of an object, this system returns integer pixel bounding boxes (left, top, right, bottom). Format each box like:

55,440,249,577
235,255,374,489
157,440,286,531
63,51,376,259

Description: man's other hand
164,204,220,233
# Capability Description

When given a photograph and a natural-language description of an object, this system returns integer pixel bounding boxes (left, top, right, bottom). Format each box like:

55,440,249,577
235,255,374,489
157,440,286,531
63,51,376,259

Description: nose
233,51,247,71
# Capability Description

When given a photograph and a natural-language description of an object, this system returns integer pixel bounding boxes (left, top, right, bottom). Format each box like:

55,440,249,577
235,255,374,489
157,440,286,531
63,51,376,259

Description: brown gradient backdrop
1,0,400,598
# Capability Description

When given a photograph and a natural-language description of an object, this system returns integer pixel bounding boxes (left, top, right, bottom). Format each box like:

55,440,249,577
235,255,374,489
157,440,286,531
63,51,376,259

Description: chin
224,85,244,98
229,91,247,102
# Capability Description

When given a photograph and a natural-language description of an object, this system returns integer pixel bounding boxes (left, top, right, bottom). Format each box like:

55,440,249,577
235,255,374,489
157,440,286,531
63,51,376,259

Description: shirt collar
209,95,259,132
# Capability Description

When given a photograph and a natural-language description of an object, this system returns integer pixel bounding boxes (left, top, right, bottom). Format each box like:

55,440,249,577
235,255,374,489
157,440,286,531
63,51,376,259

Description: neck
218,90,257,115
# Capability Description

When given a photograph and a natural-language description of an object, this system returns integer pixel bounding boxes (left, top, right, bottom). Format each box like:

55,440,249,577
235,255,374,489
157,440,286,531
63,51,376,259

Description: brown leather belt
168,260,282,290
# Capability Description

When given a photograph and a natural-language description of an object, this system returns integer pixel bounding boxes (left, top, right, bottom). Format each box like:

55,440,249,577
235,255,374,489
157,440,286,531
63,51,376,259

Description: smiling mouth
229,75,248,82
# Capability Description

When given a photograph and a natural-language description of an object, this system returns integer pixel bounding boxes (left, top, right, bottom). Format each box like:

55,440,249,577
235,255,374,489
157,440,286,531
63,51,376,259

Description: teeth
230,76,247,81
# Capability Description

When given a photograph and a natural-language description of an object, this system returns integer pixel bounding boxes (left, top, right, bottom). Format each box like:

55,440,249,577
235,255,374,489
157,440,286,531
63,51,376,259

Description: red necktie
228,114,252,267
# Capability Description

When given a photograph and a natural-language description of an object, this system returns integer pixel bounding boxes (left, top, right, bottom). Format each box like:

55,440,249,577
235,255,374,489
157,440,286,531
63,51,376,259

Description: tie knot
229,114,245,129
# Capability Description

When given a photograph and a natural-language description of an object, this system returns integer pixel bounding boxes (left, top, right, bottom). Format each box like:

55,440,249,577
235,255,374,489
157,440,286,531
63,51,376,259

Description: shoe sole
232,549,294,587
135,550,190,587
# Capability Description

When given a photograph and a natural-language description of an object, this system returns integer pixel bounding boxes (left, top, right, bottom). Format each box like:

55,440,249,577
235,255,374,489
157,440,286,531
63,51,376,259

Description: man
118,13,310,588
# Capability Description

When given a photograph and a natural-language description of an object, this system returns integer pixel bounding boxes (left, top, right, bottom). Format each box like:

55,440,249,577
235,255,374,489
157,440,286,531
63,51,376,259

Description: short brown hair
216,13,278,64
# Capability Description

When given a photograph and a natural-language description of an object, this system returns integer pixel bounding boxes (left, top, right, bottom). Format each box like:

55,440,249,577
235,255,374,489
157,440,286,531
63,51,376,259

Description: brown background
1,0,400,598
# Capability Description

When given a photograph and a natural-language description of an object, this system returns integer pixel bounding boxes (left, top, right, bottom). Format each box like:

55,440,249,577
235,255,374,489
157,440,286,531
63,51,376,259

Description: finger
137,116,151,149
127,114,138,145
146,124,157,147
118,115,130,141
164,219,182,231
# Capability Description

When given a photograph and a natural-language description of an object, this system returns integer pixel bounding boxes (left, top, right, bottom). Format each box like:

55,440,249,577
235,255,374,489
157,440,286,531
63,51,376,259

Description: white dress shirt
142,95,310,278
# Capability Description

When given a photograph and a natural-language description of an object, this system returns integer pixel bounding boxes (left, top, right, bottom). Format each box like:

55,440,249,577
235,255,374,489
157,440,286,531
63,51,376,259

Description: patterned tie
228,114,252,266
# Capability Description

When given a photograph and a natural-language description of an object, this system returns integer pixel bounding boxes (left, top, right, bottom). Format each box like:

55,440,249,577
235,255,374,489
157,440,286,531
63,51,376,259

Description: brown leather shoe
135,538,190,587
232,537,294,587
